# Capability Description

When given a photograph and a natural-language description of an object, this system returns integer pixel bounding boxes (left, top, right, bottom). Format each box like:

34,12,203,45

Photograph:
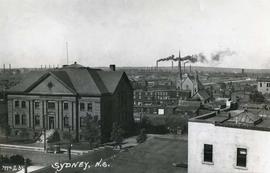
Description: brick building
6,63,134,142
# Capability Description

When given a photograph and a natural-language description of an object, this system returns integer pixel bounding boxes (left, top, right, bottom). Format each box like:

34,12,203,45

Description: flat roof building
188,110,270,173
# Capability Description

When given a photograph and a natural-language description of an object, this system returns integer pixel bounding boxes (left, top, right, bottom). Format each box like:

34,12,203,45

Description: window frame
80,117,86,127
64,116,69,128
48,101,56,110
15,100,20,108
34,101,40,109
15,113,20,125
21,114,27,125
21,101,26,108
80,103,85,111
63,102,69,110
35,115,40,126
203,144,213,164
87,103,92,112
236,148,247,168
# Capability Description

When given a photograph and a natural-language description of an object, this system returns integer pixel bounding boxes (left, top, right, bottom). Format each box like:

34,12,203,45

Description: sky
0,0,270,68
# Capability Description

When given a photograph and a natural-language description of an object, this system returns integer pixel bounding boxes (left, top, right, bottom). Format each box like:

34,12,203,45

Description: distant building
177,73,210,103
189,110,270,173
257,78,270,94
133,89,191,107
6,62,134,142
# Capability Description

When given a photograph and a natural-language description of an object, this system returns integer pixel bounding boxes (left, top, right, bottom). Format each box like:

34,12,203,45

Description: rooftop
190,109,270,131
257,78,270,82
7,62,129,96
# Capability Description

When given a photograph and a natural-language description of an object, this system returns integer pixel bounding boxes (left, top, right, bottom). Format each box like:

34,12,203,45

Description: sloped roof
7,64,128,96
97,71,124,93
230,111,262,124
8,71,47,93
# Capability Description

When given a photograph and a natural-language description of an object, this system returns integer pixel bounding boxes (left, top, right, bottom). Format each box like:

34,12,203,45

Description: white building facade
188,113,270,173
257,78,270,94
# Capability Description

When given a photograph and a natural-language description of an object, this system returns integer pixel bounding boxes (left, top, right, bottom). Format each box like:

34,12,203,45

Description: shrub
47,130,60,143
136,129,147,143
9,155,24,165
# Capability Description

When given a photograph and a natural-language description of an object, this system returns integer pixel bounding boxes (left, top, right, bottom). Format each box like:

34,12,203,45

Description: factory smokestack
178,51,182,90
9,64,11,70
184,61,189,74
171,61,173,70
3,64,5,73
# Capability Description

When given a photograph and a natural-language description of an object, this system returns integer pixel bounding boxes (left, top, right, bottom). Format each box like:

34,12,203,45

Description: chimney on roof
74,61,77,64
110,64,116,71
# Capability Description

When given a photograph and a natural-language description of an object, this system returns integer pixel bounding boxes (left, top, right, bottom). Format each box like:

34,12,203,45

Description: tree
81,114,101,149
249,91,265,103
165,115,188,135
110,122,125,149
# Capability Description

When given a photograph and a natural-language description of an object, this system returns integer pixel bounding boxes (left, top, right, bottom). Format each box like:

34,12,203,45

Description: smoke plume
157,55,175,62
156,49,236,65
211,49,236,62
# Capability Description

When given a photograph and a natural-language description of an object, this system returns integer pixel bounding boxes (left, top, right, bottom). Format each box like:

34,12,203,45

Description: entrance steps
36,129,55,143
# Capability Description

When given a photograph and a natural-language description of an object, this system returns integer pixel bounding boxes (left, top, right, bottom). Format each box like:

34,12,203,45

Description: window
87,103,92,112
15,101,19,108
260,83,262,87
203,144,213,163
48,102,55,109
64,116,69,128
35,115,40,126
237,148,247,167
21,114,26,125
15,114,20,125
80,117,86,127
64,103,69,110
267,83,270,87
21,101,26,108
94,115,98,122
80,103,85,111
34,102,40,109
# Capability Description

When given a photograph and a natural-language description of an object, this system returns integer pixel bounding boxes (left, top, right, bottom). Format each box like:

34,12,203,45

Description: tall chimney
109,64,116,71
3,64,5,73
9,64,11,70
178,51,182,90
189,64,191,74
184,62,188,74
171,61,173,70
156,61,158,70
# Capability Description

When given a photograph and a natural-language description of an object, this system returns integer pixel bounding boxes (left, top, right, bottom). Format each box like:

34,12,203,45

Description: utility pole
43,128,47,152
68,126,71,160
66,42,69,65
178,50,182,90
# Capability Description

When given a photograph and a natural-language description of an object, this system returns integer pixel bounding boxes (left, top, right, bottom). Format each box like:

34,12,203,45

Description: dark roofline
113,72,133,94
23,72,77,94
189,111,270,132
6,92,111,97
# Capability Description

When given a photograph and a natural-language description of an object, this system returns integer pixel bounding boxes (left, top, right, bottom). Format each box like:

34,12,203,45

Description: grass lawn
86,136,187,173
20,135,187,173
